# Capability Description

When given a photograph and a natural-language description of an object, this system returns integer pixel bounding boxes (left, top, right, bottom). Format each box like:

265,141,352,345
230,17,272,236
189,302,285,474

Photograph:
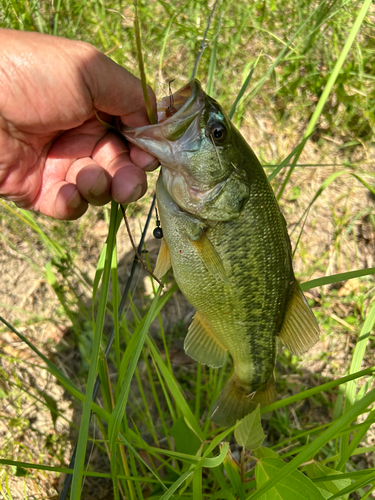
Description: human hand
0,29,158,220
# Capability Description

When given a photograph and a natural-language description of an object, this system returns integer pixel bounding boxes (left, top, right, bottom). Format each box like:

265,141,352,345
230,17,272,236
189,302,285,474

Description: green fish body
123,80,319,427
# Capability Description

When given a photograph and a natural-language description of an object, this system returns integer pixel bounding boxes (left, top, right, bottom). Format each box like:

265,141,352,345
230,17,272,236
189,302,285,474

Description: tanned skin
0,29,158,220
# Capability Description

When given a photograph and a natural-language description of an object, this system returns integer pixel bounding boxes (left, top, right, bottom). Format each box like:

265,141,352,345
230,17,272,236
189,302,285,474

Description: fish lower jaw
162,170,199,212
162,167,224,216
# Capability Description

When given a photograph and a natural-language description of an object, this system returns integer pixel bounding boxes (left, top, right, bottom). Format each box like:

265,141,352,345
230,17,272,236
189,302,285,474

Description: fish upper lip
119,79,202,137
156,79,201,123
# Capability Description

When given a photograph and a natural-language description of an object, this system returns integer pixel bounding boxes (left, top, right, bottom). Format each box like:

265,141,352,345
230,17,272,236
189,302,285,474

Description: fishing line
120,203,163,287
59,195,156,500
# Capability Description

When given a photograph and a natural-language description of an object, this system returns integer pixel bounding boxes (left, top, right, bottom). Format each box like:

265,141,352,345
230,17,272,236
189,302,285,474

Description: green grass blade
71,202,120,499
223,452,246,500
118,432,167,490
304,0,373,141
206,1,223,97
108,285,164,454
0,315,109,421
300,267,375,290
268,135,311,183
146,336,204,439
133,0,157,124
159,16,174,74
338,301,375,469
351,173,375,197
0,458,168,482
159,469,194,500
228,66,255,121
248,386,375,499
245,0,329,104
277,0,373,198
328,472,375,500
261,366,375,414
193,466,203,500
111,239,121,369
0,201,66,259
115,283,178,393
360,484,375,500
337,408,375,472
92,243,106,309
290,170,351,236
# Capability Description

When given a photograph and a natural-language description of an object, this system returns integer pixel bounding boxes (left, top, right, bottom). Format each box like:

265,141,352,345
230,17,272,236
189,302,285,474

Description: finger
81,48,157,127
130,146,160,171
65,156,112,206
65,135,149,205
39,181,88,220
90,134,152,202
37,124,151,216
92,132,156,172
75,164,112,206
111,165,147,204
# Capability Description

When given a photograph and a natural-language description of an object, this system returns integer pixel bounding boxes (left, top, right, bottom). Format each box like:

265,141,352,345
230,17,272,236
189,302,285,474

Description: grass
0,0,375,499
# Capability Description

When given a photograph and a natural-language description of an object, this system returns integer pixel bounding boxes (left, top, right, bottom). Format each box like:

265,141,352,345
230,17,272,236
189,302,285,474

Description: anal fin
184,312,227,368
154,238,171,279
279,284,320,355
189,230,229,284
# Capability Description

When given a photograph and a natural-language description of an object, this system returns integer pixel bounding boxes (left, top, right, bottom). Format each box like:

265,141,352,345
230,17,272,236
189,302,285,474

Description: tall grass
0,1,374,499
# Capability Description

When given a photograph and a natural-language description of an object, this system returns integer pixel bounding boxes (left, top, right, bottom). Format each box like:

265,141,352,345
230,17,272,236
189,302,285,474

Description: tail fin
210,374,275,427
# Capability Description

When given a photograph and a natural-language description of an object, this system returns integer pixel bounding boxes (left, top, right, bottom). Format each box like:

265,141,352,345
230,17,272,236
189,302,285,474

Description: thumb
79,46,156,127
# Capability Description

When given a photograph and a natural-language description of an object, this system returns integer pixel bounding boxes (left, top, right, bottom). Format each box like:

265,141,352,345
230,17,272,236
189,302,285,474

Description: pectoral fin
184,312,227,368
279,285,320,355
189,230,229,284
154,238,171,279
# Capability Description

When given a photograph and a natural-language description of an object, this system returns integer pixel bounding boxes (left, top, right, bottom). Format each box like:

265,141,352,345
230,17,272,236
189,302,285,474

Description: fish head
122,79,255,221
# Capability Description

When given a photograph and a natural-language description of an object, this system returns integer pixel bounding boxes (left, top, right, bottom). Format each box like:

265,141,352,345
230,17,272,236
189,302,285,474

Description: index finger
79,46,157,127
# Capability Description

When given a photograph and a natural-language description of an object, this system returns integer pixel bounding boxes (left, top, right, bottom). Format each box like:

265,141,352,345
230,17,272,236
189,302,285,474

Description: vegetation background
0,0,374,499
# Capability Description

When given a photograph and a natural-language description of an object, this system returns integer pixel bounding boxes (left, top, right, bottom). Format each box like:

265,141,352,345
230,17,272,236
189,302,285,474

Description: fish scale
123,79,320,427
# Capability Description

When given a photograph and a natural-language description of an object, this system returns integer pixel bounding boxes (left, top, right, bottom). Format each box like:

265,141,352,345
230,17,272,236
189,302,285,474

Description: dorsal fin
184,312,227,368
279,284,320,355
189,230,229,284
154,238,171,279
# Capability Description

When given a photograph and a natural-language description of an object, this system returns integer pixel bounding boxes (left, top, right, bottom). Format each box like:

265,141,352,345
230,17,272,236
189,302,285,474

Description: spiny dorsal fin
189,230,229,284
154,238,171,279
184,312,227,368
279,284,320,355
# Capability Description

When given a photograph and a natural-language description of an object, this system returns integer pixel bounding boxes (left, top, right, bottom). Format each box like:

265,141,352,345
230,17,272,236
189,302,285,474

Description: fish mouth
119,79,205,159
156,80,199,124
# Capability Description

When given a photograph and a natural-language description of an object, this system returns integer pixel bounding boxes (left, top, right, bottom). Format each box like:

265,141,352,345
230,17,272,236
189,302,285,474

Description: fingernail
90,171,108,196
144,158,160,171
67,190,82,209
128,184,143,203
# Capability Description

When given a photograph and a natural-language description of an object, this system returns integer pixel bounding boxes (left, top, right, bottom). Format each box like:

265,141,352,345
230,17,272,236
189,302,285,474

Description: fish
122,79,320,427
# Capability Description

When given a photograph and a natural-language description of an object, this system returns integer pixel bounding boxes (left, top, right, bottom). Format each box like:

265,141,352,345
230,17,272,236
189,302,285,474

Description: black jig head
153,207,163,239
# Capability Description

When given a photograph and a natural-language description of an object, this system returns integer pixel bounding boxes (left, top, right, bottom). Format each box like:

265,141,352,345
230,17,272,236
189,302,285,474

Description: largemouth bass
123,80,320,427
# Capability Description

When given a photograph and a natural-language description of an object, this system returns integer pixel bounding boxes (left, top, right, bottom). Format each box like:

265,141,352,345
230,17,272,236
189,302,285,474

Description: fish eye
206,122,227,144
